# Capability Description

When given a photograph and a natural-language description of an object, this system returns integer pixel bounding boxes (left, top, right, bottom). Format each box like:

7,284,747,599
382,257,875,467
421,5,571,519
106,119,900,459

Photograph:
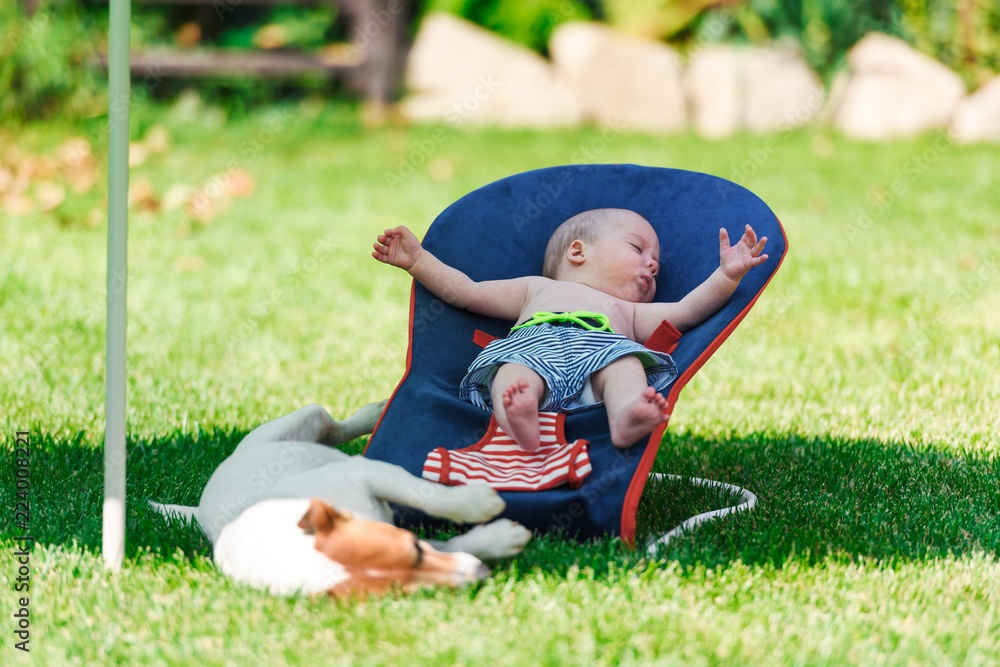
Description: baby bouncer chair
364,164,787,551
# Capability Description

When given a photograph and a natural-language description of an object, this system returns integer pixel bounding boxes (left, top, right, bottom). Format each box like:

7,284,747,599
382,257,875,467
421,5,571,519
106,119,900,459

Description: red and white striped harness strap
422,412,592,491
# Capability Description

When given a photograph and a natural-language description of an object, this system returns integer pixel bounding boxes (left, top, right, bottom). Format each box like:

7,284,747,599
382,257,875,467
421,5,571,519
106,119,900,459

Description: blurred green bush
2,0,998,122
0,0,105,122
603,0,1000,86
422,0,597,54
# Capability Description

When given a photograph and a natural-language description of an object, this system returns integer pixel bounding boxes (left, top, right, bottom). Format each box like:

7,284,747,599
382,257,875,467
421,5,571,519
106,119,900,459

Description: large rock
402,13,582,128
950,76,1000,143
550,22,686,133
743,47,825,132
685,45,823,138
684,45,740,138
830,33,966,140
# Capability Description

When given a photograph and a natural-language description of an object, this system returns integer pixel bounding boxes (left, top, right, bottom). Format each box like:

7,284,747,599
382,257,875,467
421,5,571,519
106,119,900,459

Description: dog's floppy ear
298,498,351,535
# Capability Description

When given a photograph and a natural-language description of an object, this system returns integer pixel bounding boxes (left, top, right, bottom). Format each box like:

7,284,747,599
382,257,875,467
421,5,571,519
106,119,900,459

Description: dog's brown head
297,498,489,599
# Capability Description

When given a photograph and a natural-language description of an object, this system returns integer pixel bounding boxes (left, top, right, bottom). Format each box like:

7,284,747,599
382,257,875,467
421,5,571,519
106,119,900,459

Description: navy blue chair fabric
364,164,787,543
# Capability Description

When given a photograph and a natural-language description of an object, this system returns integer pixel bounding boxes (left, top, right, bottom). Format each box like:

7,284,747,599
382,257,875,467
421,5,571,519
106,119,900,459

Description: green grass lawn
2,100,999,665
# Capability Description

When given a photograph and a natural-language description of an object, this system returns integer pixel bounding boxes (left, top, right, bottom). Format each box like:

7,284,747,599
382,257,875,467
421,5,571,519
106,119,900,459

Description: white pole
103,0,130,572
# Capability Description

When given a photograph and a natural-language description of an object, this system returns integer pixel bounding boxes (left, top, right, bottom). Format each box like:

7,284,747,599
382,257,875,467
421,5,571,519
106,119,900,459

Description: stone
830,33,966,140
685,44,823,138
950,76,1000,143
684,45,740,138
550,22,685,132
401,13,582,128
743,47,825,133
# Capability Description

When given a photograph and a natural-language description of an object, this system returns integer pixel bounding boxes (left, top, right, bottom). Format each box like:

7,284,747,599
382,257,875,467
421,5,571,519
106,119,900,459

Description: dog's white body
154,402,531,595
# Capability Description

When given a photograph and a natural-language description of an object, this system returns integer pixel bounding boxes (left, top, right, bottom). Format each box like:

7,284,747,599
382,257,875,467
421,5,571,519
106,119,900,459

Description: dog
152,401,532,597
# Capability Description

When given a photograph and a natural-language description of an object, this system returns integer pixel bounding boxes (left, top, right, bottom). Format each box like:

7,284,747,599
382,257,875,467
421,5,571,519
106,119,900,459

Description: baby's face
585,214,661,303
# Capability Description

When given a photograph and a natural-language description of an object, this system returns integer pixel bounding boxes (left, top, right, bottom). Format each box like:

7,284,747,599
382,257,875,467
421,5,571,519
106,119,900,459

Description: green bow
511,311,613,333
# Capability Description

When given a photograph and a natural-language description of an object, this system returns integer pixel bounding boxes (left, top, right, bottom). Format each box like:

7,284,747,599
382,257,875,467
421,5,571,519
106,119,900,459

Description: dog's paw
441,484,505,523
353,399,388,428
451,519,532,561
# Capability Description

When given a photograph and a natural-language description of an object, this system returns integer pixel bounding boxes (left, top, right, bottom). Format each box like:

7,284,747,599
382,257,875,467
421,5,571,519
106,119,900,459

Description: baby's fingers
753,235,768,256
719,227,732,253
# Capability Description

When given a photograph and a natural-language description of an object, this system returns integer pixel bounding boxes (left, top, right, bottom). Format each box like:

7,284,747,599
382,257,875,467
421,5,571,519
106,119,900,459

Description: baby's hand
372,226,423,271
719,224,768,281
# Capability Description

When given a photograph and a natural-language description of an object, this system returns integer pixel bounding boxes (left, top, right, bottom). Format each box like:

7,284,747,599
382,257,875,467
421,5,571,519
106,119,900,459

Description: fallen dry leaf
227,170,256,198
184,196,216,224
254,24,287,49
87,208,104,228
144,125,170,155
55,137,93,169
129,141,149,167
318,43,364,67
176,21,202,48
20,154,58,180
3,193,35,216
163,183,197,212
0,167,13,195
128,177,160,213
68,164,98,195
186,186,231,225
175,255,206,272
3,144,24,168
428,157,454,182
34,180,66,212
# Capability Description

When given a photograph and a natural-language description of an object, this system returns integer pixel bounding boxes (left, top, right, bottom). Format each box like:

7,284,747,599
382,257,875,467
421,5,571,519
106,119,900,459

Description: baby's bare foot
610,387,670,448
501,379,541,452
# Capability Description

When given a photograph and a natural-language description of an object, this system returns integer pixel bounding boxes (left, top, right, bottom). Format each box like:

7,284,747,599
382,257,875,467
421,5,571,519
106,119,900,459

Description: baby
373,208,767,451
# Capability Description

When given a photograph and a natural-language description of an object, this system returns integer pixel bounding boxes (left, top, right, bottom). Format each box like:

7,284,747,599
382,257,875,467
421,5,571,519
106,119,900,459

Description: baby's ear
567,240,587,266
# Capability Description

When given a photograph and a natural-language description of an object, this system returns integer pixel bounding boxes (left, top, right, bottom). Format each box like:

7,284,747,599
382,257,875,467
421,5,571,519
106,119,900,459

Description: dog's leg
355,460,505,524
428,519,532,562
319,399,387,446
243,401,386,448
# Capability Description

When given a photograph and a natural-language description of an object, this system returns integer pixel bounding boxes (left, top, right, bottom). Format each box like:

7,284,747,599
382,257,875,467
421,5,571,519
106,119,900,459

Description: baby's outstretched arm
633,224,767,341
373,225,537,321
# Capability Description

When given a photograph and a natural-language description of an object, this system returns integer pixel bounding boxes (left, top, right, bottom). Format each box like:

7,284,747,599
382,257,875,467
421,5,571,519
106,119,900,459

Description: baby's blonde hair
542,208,645,279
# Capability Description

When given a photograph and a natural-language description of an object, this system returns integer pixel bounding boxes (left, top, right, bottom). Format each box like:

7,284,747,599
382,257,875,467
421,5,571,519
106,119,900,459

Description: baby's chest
521,290,635,336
